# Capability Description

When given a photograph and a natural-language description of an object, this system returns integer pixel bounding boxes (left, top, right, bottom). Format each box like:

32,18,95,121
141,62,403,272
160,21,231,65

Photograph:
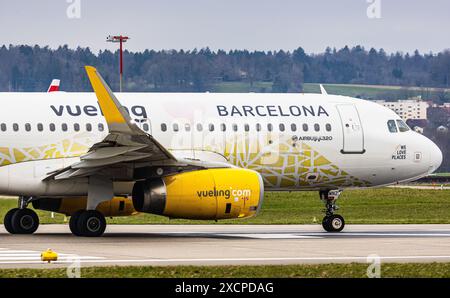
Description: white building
374,97,428,120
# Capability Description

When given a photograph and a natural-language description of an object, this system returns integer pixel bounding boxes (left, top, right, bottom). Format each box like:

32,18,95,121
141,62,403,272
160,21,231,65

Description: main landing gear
3,196,107,237
320,189,345,232
4,196,39,234
69,210,106,237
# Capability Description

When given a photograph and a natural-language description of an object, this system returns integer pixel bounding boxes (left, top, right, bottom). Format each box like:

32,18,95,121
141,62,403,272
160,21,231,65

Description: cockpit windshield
387,120,397,133
396,119,410,132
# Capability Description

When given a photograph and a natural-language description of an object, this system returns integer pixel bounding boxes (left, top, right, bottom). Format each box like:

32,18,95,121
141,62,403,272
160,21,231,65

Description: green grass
1,188,450,225
210,81,449,100
2,263,450,278
432,173,450,177
303,83,449,100
211,81,273,93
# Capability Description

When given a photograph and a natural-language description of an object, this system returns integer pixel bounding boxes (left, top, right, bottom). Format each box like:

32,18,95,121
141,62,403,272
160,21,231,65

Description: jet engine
132,168,264,220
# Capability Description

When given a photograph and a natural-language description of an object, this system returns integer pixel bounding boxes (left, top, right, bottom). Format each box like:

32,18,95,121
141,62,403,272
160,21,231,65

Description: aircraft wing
46,66,223,181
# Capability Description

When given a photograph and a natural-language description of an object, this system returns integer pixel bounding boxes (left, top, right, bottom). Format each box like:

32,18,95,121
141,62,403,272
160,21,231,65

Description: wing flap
81,145,147,160
72,153,153,169
54,168,101,180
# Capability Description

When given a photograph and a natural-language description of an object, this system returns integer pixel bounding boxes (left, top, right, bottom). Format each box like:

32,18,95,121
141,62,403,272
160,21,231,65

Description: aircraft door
336,104,365,154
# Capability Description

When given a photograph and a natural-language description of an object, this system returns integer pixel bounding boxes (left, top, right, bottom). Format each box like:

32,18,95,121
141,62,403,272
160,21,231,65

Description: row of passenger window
0,122,334,134
161,123,332,133
0,123,105,132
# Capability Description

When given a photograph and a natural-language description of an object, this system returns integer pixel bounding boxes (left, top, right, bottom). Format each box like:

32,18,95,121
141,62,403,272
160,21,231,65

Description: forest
0,44,449,99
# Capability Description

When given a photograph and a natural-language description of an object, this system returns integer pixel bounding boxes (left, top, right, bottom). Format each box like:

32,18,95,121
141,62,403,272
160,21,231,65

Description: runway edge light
41,249,58,263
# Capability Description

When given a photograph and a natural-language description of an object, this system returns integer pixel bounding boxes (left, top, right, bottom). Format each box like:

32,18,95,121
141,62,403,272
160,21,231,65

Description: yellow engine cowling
32,196,137,217
132,168,264,220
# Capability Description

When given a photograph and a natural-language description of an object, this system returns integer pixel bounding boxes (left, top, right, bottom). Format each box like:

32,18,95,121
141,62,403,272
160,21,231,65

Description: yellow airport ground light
41,249,58,263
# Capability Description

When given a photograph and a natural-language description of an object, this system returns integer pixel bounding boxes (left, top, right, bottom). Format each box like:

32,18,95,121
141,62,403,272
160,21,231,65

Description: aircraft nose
428,141,443,174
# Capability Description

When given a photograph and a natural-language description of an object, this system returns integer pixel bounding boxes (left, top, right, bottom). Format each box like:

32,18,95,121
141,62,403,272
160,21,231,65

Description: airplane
47,79,60,93
0,66,443,236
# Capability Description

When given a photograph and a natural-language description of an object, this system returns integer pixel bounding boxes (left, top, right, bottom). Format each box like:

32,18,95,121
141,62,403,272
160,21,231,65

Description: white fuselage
0,92,442,197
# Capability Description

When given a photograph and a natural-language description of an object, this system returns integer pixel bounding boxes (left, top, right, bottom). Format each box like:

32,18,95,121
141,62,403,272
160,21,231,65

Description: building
374,97,429,121
431,102,450,113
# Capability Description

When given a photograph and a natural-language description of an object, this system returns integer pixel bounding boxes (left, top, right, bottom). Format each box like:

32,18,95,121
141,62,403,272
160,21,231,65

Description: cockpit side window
396,120,410,132
387,120,398,133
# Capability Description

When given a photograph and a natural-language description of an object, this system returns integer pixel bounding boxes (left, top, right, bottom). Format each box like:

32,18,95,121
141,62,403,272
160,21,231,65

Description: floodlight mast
106,35,130,92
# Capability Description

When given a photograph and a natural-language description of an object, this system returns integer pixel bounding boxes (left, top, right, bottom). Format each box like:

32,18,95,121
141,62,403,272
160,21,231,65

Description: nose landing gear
3,196,39,234
320,190,345,232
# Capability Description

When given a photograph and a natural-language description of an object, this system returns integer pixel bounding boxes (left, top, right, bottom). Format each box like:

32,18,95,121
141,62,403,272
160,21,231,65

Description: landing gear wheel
10,209,39,234
4,208,19,234
76,210,106,237
322,214,345,232
69,210,84,236
322,216,330,231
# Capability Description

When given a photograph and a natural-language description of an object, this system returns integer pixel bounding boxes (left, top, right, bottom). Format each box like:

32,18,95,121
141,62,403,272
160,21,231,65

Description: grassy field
211,81,273,93
2,263,450,278
303,83,449,99
1,188,450,225
211,81,449,100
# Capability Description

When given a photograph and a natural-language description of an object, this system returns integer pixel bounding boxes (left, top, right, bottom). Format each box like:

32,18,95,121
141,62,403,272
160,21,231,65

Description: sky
0,0,449,55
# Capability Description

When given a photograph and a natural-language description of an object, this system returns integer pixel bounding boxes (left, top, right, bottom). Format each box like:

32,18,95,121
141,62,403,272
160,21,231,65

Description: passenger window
0,123,6,132
387,120,397,133
232,124,238,132
161,123,167,132
49,123,55,132
173,123,179,132
62,123,68,132
13,123,19,132
209,124,214,132
220,123,226,132
197,124,203,131
314,124,320,132
98,123,104,132
325,123,332,132
86,123,92,132
244,124,249,132
267,124,273,132
396,120,410,132
256,123,261,132
279,124,285,132
74,123,80,132
185,124,191,132
25,123,31,132
302,124,308,132
37,123,43,132
291,124,297,131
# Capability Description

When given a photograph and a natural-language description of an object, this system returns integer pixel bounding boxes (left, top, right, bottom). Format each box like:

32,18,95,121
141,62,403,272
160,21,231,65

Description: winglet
85,66,137,134
319,84,328,95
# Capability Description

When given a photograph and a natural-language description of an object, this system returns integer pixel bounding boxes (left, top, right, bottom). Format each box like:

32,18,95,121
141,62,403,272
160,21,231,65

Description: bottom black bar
1,278,449,297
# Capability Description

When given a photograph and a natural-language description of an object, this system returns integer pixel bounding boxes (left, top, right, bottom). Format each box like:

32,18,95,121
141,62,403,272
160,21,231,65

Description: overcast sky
0,0,449,54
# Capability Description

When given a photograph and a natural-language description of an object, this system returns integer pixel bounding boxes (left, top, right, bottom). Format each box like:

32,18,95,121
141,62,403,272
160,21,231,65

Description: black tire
11,209,39,234
322,216,331,231
4,208,19,234
76,210,106,237
322,214,345,232
69,210,84,236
